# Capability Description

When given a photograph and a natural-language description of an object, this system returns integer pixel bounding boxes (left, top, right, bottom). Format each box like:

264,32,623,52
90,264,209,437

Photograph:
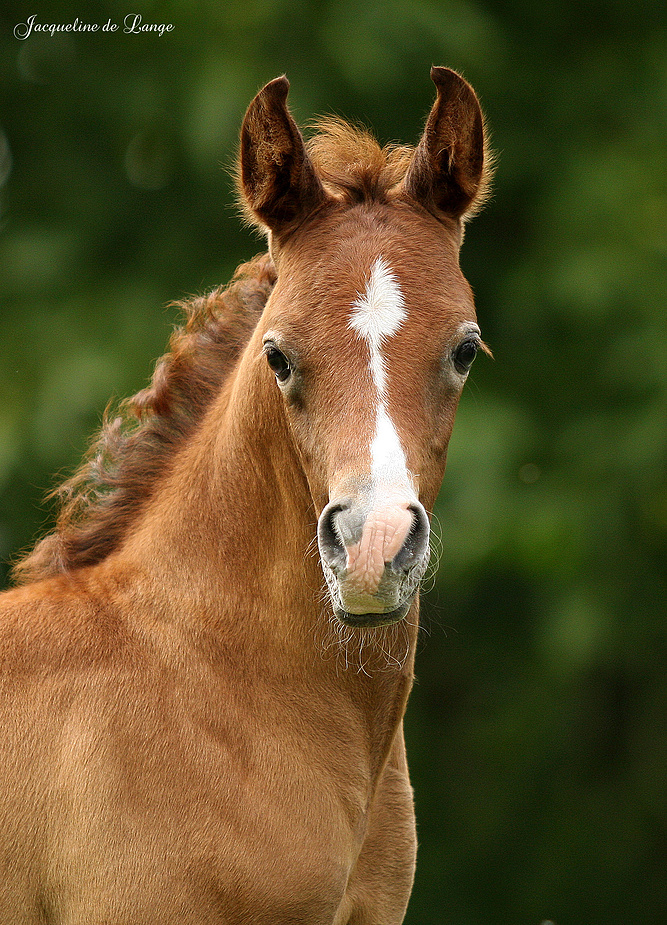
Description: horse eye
264,345,291,383
453,339,479,375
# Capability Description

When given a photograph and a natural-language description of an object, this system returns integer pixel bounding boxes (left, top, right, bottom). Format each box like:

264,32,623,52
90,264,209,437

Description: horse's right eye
264,345,291,383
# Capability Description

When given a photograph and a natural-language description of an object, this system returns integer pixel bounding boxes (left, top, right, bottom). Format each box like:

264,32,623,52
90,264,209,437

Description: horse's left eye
453,339,479,375
264,345,291,383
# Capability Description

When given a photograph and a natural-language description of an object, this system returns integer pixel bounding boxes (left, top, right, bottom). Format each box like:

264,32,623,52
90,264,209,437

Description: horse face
240,69,489,626
260,204,481,626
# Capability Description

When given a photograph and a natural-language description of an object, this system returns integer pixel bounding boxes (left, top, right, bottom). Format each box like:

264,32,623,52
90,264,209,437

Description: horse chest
34,671,368,923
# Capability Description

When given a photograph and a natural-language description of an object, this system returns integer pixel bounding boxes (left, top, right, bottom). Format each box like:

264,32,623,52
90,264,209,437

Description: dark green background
1,2,666,922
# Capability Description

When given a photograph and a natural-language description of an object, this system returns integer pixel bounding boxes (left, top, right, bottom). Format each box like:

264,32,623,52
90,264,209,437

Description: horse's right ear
239,76,327,238
403,67,490,222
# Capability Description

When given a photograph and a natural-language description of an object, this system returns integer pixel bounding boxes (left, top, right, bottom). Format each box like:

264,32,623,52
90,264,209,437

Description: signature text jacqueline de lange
14,14,174,40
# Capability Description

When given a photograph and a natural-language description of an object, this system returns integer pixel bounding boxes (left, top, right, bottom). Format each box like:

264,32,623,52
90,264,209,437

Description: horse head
239,68,490,627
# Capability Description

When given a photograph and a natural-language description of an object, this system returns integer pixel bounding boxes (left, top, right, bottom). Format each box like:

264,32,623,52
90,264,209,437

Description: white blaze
349,258,413,487
350,257,406,336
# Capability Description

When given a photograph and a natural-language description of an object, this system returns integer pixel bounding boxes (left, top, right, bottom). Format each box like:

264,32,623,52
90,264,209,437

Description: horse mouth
334,601,412,628
321,554,427,629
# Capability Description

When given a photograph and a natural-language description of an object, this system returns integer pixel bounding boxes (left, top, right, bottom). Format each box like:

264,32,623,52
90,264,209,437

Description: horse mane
305,118,415,204
12,253,277,585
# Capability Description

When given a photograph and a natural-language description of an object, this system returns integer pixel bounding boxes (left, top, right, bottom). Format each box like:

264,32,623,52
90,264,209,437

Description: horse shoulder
0,574,146,915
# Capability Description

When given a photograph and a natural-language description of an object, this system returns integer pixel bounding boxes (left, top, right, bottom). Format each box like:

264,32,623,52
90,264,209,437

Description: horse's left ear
239,76,327,237
403,67,490,222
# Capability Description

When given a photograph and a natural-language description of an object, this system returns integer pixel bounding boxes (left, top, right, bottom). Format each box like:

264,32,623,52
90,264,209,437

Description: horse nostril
318,496,429,583
317,502,347,569
391,503,430,573
318,498,369,573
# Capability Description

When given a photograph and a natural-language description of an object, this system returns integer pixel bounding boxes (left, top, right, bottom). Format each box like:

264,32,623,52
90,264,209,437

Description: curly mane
13,254,276,585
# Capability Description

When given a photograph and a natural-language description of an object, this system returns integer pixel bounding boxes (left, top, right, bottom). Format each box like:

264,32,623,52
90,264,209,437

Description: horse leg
341,727,417,925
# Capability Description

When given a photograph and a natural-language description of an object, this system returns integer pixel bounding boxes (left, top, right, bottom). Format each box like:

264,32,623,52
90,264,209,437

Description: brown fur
0,70,491,924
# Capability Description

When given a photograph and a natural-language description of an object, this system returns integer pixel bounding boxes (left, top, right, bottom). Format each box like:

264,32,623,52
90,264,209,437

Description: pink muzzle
317,487,430,626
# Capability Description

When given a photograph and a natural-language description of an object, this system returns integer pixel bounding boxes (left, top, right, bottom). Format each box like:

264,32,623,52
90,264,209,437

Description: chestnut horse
0,68,490,923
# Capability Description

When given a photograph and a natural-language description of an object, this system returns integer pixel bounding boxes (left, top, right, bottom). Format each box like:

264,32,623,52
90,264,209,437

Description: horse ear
403,67,489,222
239,76,327,237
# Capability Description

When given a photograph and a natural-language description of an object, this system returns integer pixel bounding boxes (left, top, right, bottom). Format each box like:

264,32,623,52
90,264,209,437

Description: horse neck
121,349,312,627
118,331,418,755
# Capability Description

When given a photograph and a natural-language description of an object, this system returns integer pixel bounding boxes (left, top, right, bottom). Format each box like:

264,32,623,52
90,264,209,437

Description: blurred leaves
1,0,667,923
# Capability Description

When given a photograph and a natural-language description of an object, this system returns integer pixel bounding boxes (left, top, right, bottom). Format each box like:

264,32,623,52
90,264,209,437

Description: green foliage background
1,1,666,922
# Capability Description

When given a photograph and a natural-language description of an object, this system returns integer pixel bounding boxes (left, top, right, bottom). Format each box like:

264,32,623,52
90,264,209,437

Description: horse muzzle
317,488,430,627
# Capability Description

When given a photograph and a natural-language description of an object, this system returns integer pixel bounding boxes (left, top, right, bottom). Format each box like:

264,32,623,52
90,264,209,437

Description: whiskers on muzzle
316,596,417,676
313,528,432,674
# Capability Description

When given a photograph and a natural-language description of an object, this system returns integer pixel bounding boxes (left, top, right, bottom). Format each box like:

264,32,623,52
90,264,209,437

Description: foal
0,68,490,923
